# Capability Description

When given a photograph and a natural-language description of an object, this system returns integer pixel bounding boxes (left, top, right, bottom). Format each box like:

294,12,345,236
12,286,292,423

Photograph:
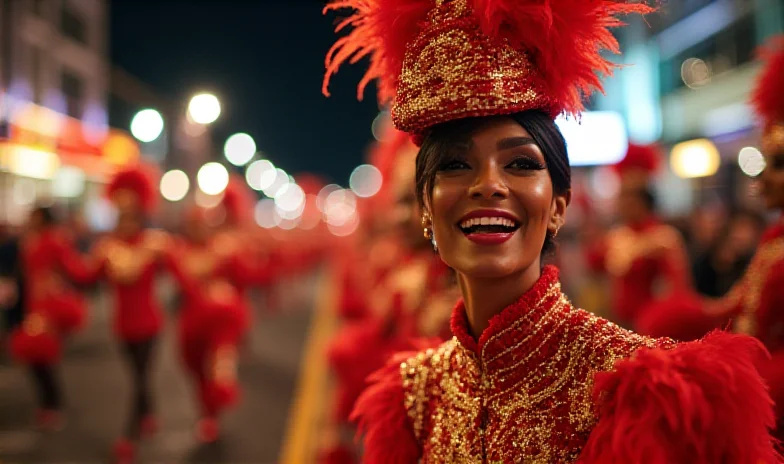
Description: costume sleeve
580,331,781,464
56,236,103,285
351,353,421,464
160,243,201,302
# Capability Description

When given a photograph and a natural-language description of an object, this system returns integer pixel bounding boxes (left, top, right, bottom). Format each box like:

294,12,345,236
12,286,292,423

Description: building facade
0,0,138,226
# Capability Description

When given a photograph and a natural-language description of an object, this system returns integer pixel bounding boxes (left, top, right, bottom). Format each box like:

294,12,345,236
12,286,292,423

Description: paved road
0,271,318,464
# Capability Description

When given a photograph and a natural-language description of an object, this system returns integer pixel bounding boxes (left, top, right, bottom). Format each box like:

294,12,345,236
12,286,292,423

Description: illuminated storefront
0,101,140,224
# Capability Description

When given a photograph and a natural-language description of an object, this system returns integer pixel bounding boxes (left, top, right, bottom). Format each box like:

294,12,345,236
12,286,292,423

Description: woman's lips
463,231,515,245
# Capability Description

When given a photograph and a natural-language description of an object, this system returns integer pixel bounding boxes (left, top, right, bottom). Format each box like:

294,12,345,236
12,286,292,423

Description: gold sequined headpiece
751,35,784,155
323,0,656,142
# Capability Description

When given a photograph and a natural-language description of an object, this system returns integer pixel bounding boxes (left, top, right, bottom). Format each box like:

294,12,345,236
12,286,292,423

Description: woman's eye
507,157,545,171
439,160,470,171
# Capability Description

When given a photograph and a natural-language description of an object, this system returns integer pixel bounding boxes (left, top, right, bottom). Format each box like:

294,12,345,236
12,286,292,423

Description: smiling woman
322,0,780,462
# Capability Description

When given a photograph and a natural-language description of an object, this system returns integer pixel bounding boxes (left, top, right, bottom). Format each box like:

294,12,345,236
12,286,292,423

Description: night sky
109,0,380,185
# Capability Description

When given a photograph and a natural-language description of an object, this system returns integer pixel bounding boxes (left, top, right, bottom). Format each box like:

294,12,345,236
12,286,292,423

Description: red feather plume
580,331,781,464
751,35,784,127
472,0,655,117
323,0,656,118
323,0,435,103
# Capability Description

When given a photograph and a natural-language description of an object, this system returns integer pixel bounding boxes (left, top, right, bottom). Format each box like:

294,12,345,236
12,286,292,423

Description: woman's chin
455,262,521,280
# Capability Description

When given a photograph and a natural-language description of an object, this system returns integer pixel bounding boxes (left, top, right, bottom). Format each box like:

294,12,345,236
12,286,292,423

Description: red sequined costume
71,167,166,342
585,144,692,327
356,267,778,463
9,227,88,365
165,206,252,442
637,36,784,440
322,0,781,461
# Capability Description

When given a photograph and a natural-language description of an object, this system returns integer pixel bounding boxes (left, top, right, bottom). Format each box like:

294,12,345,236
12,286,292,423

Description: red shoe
113,438,134,464
35,409,62,431
196,417,219,443
140,415,158,438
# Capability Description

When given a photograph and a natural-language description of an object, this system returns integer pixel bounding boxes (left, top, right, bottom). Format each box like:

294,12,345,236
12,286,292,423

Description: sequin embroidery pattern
400,267,672,462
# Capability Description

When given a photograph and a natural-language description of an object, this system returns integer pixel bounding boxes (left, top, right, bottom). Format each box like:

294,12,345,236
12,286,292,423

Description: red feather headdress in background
751,35,784,154
323,0,657,141
613,142,662,187
106,165,158,215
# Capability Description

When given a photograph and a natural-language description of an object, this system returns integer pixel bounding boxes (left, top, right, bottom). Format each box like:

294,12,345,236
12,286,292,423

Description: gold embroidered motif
399,281,669,463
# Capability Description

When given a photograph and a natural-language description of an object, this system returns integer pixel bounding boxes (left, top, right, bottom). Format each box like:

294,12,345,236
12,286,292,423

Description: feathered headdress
751,35,784,155
613,143,661,188
219,174,255,226
106,165,157,214
323,0,656,141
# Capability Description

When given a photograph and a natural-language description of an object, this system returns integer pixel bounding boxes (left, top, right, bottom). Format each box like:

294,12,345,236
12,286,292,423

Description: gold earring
552,227,560,238
422,213,433,240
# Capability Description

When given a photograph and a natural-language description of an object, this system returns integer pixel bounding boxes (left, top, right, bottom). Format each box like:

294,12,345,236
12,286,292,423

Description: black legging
122,338,156,439
30,364,61,411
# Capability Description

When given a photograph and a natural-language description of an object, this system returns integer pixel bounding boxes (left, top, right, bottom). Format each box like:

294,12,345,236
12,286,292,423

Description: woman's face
760,150,784,210
426,118,568,279
116,210,142,237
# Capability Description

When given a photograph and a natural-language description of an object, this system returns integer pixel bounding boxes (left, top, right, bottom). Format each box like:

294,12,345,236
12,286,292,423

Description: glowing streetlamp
224,133,257,166
188,93,221,125
130,109,164,142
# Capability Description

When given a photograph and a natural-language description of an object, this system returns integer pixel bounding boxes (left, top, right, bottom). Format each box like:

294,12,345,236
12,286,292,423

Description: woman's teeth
460,217,517,229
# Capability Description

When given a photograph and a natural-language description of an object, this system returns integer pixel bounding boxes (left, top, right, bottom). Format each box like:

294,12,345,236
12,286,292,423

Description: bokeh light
188,93,221,124
197,162,229,195
160,169,190,202
130,109,164,142
738,147,765,177
224,133,257,166
349,164,383,198
246,159,275,191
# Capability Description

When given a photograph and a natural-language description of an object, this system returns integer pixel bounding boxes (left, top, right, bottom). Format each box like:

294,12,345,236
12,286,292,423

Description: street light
160,169,190,202
188,93,221,125
224,132,256,166
197,162,229,195
130,109,164,142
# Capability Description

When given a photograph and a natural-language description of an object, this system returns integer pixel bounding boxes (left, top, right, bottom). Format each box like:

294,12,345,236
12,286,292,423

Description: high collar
450,265,568,368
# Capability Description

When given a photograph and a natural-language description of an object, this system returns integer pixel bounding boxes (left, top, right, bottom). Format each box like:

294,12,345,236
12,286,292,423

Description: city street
0,272,320,464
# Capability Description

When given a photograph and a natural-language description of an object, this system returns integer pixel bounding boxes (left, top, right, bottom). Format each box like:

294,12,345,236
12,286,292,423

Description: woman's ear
548,189,571,232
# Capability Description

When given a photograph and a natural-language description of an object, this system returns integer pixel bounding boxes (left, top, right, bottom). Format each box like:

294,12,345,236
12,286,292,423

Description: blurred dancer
323,0,778,461
320,127,454,463
66,167,168,463
8,206,88,429
165,205,251,443
639,35,784,440
586,143,691,327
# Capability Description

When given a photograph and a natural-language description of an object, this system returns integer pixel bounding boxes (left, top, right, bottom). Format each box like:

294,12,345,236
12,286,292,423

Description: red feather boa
351,351,421,464
580,331,781,463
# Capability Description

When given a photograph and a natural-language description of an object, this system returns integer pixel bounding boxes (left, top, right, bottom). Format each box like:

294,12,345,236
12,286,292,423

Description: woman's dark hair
415,110,570,256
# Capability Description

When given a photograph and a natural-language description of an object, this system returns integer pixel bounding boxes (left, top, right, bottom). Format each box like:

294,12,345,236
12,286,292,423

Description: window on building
61,69,84,119
31,46,44,105
61,5,86,44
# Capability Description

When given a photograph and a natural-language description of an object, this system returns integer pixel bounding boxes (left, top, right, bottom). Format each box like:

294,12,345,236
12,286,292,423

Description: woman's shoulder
581,329,780,463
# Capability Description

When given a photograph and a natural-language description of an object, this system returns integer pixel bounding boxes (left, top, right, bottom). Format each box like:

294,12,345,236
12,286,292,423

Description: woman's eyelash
439,159,469,171
507,157,545,170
